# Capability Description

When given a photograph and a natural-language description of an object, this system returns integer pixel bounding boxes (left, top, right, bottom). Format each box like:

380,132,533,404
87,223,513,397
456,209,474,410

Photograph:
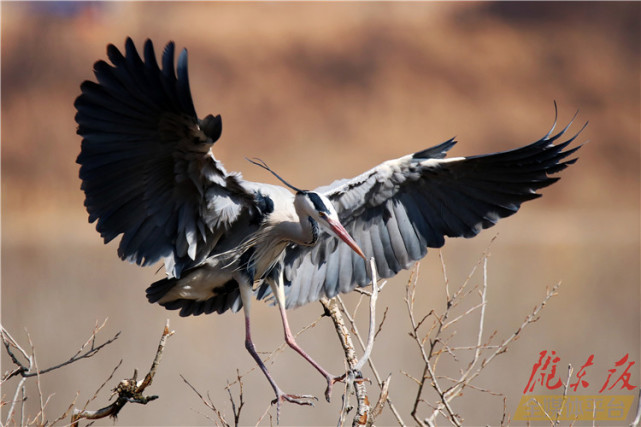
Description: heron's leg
270,272,340,402
237,278,315,418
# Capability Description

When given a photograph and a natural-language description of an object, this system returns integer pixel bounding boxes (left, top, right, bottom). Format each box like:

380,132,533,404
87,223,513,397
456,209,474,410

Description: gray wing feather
76,38,253,278
274,116,584,309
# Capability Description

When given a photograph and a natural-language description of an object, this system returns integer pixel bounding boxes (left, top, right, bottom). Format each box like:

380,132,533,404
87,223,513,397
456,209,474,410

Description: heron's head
247,157,365,260
295,191,366,260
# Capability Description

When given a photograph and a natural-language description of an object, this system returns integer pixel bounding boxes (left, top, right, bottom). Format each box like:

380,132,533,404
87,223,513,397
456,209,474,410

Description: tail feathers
145,277,243,316
145,277,177,304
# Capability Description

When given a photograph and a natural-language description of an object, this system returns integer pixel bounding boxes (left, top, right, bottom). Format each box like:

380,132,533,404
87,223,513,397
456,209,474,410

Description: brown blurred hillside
2,2,639,426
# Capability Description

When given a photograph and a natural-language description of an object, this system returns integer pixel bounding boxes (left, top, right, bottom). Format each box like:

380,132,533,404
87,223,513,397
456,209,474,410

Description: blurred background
2,2,639,425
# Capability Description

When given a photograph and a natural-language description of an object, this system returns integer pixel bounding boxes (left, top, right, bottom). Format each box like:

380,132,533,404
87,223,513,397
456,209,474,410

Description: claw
272,392,317,423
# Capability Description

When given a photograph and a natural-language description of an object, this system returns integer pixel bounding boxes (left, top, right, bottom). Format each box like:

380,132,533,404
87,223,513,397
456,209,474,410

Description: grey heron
75,38,583,410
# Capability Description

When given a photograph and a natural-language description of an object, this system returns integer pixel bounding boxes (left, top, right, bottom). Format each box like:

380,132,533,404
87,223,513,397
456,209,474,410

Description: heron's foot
271,392,317,422
324,373,347,402
325,371,370,401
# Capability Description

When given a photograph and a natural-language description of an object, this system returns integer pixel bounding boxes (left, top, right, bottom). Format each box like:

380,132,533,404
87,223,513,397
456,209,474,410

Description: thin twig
1,320,120,381
441,257,490,401
81,359,124,412
374,307,389,341
406,262,461,426
471,282,562,376
353,258,379,372
553,364,573,425
50,392,80,425
409,314,457,421
441,301,483,331
369,374,391,423
630,387,641,427
226,369,245,426
181,374,229,426
337,361,352,427
20,381,26,427
255,403,273,427
26,331,46,426
0,324,30,360
500,395,509,426
5,377,27,426
27,392,55,427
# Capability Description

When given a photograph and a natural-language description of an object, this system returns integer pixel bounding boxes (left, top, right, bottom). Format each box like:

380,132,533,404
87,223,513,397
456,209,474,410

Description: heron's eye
318,211,327,218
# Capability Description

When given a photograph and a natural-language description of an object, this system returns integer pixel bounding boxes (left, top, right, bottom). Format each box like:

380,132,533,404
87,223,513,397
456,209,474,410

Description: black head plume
247,158,305,193
306,192,331,214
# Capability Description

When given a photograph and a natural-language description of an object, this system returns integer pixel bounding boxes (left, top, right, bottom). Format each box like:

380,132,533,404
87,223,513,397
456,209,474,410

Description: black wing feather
76,38,252,278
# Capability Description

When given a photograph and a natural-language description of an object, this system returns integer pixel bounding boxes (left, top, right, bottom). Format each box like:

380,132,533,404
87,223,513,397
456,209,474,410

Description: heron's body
148,182,316,312
75,38,584,412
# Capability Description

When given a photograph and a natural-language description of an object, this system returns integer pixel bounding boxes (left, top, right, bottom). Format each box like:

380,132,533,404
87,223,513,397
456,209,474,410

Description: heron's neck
275,216,319,247
301,217,319,246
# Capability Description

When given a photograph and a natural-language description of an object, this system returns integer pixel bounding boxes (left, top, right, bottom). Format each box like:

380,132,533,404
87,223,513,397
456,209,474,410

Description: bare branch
320,296,370,426
70,320,173,426
137,320,174,392
406,239,561,426
336,273,404,423
323,257,405,425
1,319,120,383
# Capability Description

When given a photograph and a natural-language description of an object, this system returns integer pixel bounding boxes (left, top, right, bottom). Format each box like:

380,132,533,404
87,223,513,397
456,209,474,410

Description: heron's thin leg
237,278,315,419
270,273,341,402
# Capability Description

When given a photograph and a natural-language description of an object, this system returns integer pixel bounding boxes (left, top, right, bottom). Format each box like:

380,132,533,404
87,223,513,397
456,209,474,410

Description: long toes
283,393,317,406
274,393,317,407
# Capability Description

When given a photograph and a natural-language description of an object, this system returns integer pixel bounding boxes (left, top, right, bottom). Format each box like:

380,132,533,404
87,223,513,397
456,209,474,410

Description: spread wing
75,38,254,278
274,112,584,308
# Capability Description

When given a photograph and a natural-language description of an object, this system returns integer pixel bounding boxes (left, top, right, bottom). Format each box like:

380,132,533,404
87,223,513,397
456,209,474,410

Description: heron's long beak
325,217,366,260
